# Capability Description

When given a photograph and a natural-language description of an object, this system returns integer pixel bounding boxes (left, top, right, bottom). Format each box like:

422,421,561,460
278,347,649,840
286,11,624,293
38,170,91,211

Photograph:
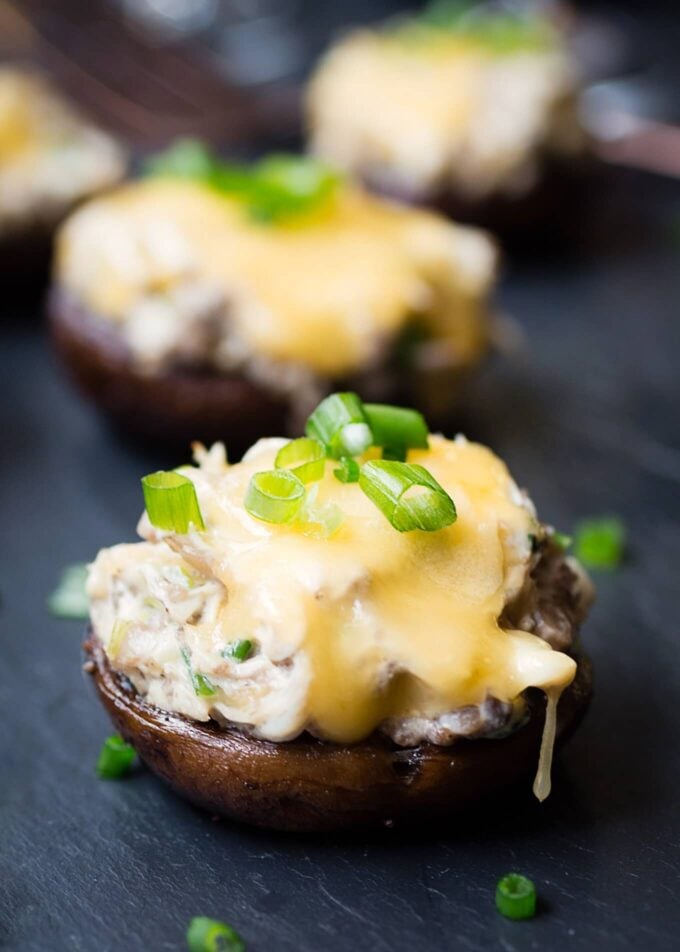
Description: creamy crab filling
0,70,125,235
307,31,585,200
88,433,583,779
55,178,496,381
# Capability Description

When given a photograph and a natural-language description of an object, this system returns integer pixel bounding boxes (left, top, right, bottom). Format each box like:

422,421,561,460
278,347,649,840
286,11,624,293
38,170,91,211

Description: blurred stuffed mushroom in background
306,0,590,239
49,141,497,448
0,68,125,283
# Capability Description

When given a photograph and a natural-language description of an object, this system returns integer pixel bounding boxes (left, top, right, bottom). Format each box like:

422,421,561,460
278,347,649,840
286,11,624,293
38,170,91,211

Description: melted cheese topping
307,30,584,198
55,178,496,376
88,435,576,772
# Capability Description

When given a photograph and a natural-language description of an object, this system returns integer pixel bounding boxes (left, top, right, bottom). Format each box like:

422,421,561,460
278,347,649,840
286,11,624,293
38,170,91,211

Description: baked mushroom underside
84,543,592,832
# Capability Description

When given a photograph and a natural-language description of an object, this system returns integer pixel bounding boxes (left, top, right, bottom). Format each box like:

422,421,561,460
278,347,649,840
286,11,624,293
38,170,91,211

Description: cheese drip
89,435,577,792
55,178,495,376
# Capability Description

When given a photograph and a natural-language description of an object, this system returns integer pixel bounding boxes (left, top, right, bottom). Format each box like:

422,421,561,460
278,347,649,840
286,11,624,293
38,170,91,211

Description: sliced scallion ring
142,471,205,533
96,735,136,779
245,470,306,524
359,460,457,532
495,873,537,920
275,437,326,483
305,392,372,459
186,916,245,952
333,457,360,483
363,403,429,460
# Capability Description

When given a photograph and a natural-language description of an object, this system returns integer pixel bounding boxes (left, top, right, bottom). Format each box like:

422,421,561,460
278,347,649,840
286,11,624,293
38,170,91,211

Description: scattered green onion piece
359,461,457,532
47,563,90,619
527,532,539,553
364,403,429,461
334,457,360,483
305,392,372,459
552,531,572,551
96,735,136,779
222,639,253,663
244,470,306,524
495,873,537,920
275,437,326,483
573,516,626,570
142,471,205,534
186,916,245,952
181,648,217,697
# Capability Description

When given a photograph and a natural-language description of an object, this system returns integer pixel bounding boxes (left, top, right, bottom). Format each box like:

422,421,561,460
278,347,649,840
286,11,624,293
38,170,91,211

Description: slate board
1,21,680,934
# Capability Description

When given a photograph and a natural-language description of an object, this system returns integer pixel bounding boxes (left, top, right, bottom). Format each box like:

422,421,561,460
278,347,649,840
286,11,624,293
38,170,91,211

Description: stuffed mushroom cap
86,412,594,828
52,149,497,431
306,3,586,204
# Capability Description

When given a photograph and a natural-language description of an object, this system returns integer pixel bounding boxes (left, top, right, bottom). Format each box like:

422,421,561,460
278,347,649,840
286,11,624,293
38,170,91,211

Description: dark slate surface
1,167,679,951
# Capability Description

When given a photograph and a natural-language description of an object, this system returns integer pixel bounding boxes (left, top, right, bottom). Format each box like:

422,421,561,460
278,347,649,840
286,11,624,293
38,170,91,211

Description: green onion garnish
573,516,626,570
305,392,372,459
359,460,457,532
181,647,217,697
186,916,245,952
275,437,326,483
334,457,360,483
144,138,215,179
552,531,572,551
222,639,253,663
363,403,429,461
142,471,205,534
400,1,554,54
47,563,90,619
147,142,339,224
495,873,537,920
96,735,136,779
244,470,306,524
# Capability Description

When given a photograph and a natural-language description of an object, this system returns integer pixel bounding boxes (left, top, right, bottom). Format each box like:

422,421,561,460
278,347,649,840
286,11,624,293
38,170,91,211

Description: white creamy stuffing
0,69,125,235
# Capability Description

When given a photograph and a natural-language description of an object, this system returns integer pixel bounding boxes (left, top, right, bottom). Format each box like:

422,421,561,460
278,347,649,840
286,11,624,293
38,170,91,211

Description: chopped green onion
244,470,306,524
142,471,205,534
359,461,457,532
552,531,572,551
96,735,136,779
298,495,344,538
108,619,130,661
334,457,360,483
47,563,90,619
146,142,339,224
363,403,429,461
275,437,326,483
222,639,253,663
181,647,217,697
186,916,245,952
145,138,216,179
495,873,537,920
399,1,554,54
527,532,539,553
573,516,626,569
305,392,372,459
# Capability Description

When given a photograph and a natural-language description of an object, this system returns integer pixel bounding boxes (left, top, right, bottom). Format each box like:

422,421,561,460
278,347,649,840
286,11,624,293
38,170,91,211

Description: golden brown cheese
56,178,496,376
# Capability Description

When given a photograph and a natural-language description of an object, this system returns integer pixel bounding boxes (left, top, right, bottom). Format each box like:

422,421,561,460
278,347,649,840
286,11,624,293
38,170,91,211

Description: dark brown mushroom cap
85,637,592,832
49,287,288,451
